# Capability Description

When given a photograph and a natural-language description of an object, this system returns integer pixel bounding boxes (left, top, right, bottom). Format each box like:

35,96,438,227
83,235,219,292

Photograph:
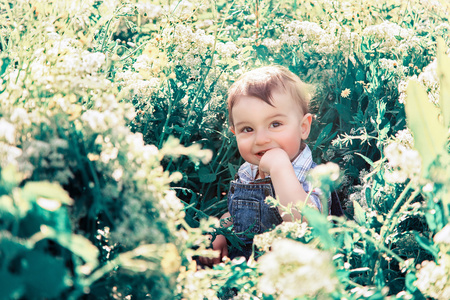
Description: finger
223,247,229,259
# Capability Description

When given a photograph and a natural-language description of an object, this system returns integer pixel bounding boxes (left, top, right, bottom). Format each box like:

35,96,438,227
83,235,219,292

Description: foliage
0,0,450,299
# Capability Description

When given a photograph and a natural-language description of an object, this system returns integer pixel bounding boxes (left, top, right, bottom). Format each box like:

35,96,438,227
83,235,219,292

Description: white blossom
415,256,450,299
362,21,415,53
0,119,16,144
384,142,421,183
258,239,338,299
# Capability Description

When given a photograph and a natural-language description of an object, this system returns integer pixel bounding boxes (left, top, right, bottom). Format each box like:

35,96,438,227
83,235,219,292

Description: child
199,65,331,266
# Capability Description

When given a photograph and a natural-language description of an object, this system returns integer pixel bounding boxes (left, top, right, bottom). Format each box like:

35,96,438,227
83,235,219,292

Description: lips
256,150,268,157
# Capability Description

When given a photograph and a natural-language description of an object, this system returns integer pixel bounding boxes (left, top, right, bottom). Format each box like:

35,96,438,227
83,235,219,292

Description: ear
229,126,236,135
300,113,312,140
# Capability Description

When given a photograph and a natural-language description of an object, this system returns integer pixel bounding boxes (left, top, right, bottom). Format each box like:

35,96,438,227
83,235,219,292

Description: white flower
258,239,337,299
0,119,16,144
0,142,22,168
434,224,450,244
310,162,340,182
379,58,407,75
136,3,164,19
216,41,238,59
10,108,31,127
384,142,421,183
395,128,414,148
133,55,152,71
115,70,160,97
159,190,185,221
81,51,106,74
362,21,415,53
341,88,351,98
415,256,450,299
254,221,309,252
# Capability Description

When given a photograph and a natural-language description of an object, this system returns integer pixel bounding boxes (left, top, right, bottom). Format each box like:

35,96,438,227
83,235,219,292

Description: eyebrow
234,113,288,128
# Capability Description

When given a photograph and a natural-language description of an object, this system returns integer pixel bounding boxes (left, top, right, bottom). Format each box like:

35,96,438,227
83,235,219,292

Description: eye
241,126,253,133
270,121,282,128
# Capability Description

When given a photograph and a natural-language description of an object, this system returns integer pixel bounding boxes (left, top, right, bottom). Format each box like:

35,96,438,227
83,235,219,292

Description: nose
254,129,270,145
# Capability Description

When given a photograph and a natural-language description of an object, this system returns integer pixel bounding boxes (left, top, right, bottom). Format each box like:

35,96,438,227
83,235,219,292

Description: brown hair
227,65,314,127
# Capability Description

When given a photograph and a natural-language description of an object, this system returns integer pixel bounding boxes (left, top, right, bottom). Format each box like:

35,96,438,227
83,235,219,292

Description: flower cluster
395,128,415,148
362,21,417,54
277,20,357,56
347,169,371,209
398,57,441,105
415,256,450,299
414,224,450,299
254,221,310,252
384,141,422,184
0,119,23,170
379,58,408,77
258,239,338,299
161,24,214,75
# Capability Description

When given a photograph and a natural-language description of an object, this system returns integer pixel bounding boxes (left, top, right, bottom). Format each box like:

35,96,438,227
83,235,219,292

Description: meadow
0,0,449,299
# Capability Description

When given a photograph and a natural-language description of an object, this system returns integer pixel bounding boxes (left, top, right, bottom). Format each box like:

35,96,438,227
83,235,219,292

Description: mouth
256,150,267,157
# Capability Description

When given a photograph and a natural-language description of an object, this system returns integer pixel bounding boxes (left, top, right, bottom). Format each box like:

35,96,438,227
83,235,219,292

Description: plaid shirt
236,145,326,212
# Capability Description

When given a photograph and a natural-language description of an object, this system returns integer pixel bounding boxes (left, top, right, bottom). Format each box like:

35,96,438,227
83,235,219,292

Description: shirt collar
237,145,314,183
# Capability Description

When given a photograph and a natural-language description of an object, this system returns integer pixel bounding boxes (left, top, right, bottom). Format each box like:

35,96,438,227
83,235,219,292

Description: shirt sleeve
307,187,332,214
303,181,321,211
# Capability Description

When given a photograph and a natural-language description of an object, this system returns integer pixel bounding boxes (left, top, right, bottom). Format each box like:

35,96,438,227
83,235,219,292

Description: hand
198,234,228,267
258,148,291,179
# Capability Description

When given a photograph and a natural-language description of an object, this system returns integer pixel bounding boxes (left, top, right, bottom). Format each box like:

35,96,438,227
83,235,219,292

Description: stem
101,18,114,52
329,226,405,265
178,0,237,145
386,188,420,236
255,0,260,40
80,261,117,287
100,5,127,53
158,80,174,149
119,40,151,61
380,181,413,241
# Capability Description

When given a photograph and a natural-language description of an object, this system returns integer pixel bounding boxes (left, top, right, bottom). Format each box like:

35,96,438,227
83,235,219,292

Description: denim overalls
225,145,335,260
227,176,283,260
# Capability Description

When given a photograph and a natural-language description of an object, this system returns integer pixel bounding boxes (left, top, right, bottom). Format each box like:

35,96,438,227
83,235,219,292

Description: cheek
236,137,250,152
236,137,253,157
278,131,302,151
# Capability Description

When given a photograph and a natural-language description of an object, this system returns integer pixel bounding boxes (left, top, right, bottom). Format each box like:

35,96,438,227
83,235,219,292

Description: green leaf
353,200,366,226
228,163,238,178
405,81,448,176
0,237,28,269
0,57,11,77
376,101,386,125
405,272,418,293
414,232,439,259
355,153,374,167
437,37,450,128
198,167,216,183
0,271,24,300
28,226,99,269
425,208,437,231
254,44,269,59
22,250,68,298
335,103,353,122
302,206,335,249
312,123,334,151
343,232,353,252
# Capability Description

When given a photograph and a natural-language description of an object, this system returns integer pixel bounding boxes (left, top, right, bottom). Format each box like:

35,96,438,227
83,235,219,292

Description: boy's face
231,87,312,166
